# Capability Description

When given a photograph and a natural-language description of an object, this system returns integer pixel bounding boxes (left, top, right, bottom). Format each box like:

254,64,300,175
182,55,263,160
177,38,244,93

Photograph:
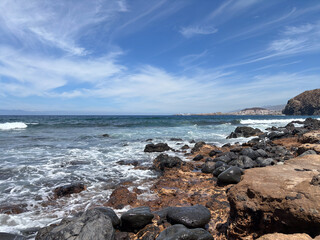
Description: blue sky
0,0,319,114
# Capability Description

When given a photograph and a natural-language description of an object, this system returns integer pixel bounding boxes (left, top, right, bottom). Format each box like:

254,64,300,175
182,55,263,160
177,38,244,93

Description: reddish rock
299,130,320,144
228,155,320,239
107,187,137,209
257,233,313,240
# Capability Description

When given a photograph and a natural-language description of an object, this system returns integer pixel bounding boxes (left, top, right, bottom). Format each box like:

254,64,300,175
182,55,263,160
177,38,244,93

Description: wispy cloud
180,26,218,38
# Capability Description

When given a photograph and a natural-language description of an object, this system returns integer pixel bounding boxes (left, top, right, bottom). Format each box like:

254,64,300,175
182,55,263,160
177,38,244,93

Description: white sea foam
240,119,304,125
0,122,28,130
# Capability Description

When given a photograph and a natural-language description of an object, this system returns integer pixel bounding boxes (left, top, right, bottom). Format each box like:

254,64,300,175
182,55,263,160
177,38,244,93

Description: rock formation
283,89,320,115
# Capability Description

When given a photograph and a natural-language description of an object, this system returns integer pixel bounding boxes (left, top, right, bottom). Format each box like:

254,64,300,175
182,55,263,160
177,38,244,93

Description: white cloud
283,24,315,35
180,26,218,38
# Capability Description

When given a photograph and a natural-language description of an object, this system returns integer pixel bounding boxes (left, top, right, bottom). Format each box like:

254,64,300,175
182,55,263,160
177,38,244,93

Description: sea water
0,115,318,236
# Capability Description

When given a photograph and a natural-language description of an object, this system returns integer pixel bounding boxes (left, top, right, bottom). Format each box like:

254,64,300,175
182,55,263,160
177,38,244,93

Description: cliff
283,89,320,115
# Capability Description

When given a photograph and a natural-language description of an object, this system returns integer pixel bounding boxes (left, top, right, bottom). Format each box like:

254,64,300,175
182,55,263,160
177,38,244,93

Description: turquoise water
0,115,318,235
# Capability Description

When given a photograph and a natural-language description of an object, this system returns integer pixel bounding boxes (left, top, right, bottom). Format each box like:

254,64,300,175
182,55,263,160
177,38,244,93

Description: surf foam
0,122,28,130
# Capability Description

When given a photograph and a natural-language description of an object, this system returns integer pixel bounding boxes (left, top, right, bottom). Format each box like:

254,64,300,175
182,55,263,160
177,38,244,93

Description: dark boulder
193,154,204,161
0,233,26,240
191,142,206,153
201,162,216,173
156,224,214,240
36,209,114,240
120,206,154,232
102,134,110,137
181,144,190,150
240,148,260,160
227,126,263,139
213,165,230,177
241,156,257,169
283,89,320,115
53,183,86,198
208,149,222,157
144,143,171,152
95,207,120,227
217,166,242,185
299,150,317,157
167,205,211,228
153,154,182,171
256,158,275,167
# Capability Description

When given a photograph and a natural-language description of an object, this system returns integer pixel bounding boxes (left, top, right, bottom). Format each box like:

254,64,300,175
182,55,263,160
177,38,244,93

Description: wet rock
191,141,206,153
227,126,263,139
201,161,216,173
170,138,183,141
120,206,154,232
228,155,320,239
156,224,214,240
0,233,26,240
181,144,189,150
217,166,242,185
107,187,137,209
144,143,171,152
53,183,86,198
146,139,153,142
153,154,182,171
102,134,110,137
240,148,260,160
95,207,120,227
0,204,27,214
299,150,317,157
193,154,204,161
36,209,114,240
116,160,139,166
213,165,230,177
167,205,211,228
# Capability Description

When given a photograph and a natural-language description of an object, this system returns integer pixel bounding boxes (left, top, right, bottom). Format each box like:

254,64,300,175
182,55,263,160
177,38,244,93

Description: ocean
0,115,318,236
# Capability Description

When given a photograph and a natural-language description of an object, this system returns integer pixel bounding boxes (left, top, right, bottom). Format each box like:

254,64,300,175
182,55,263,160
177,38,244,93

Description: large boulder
144,143,171,152
228,155,320,239
217,166,242,185
283,89,320,115
120,206,154,232
156,224,213,240
227,127,263,139
36,209,114,240
167,205,211,228
153,154,182,171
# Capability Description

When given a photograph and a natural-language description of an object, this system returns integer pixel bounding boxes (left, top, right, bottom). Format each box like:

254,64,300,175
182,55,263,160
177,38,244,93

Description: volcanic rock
193,154,204,161
283,89,320,115
167,205,211,228
228,155,320,239
95,207,120,227
107,187,137,209
144,143,171,152
36,209,114,240
191,141,206,153
53,183,86,198
217,166,242,185
120,206,154,232
227,126,263,139
201,161,216,173
156,224,214,240
153,154,182,171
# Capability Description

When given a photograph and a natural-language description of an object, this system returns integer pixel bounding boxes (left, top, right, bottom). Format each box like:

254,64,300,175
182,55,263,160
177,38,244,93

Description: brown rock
53,183,86,198
0,203,27,214
257,233,313,240
298,143,320,154
107,187,137,209
228,155,320,239
299,130,320,144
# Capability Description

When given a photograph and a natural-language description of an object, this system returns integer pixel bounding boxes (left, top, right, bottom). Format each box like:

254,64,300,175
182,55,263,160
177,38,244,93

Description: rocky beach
1,115,320,240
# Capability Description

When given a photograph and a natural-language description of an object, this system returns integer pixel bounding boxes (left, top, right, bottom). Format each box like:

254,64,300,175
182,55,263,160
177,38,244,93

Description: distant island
176,106,284,116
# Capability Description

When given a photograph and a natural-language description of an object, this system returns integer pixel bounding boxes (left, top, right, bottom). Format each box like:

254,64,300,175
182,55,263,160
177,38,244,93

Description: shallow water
0,115,318,235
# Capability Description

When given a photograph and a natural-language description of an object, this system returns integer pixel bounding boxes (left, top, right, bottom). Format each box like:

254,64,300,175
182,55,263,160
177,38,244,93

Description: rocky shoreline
2,118,320,240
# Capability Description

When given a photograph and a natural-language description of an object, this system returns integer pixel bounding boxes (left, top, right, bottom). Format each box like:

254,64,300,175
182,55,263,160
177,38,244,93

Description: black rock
256,158,275,167
95,207,120,227
170,138,183,141
191,142,206,153
120,206,154,232
311,174,320,186
53,182,86,198
240,156,257,169
213,165,230,177
227,126,263,139
217,166,242,185
240,148,260,160
0,233,26,240
153,154,182,171
144,143,171,152
201,162,216,173
256,149,268,158
193,154,204,161
36,209,114,240
208,149,222,157
181,144,190,150
167,205,211,228
156,224,214,240
102,134,110,137
214,161,227,169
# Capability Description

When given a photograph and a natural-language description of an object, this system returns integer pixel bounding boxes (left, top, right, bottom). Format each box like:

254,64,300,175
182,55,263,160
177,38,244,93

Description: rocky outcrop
283,89,320,115
53,183,86,198
36,209,114,240
144,143,171,152
152,154,183,171
227,127,263,139
228,155,320,239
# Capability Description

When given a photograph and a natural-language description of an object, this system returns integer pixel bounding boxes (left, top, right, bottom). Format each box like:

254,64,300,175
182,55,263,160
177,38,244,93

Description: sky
0,0,319,114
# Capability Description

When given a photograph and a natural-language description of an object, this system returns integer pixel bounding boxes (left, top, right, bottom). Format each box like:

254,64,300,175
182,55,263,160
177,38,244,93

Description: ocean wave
240,119,305,125
0,122,28,130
